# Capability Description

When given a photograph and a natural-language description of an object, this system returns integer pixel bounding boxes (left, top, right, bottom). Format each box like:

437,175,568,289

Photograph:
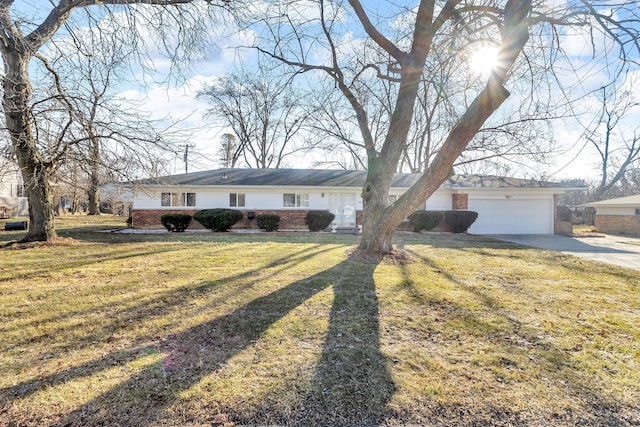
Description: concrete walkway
486,234,640,271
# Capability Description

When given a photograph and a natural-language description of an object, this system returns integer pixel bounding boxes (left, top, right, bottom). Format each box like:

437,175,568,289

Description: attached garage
468,195,554,234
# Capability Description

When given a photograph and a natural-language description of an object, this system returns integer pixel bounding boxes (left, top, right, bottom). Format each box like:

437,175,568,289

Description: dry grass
0,215,639,426
571,225,606,238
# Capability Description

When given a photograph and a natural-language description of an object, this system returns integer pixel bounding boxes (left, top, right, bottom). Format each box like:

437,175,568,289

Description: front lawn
1,215,639,425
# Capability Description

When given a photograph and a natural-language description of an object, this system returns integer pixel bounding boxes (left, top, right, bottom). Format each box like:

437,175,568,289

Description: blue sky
9,1,640,181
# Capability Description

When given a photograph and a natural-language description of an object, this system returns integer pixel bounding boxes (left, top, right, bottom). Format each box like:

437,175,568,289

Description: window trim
161,192,196,207
16,183,25,198
229,192,246,208
283,192,309,208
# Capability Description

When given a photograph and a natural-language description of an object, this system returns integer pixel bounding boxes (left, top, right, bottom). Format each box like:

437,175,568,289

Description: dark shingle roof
134,168,578,190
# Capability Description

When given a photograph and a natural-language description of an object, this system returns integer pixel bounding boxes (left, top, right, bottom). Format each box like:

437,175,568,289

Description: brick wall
132,209,363,230
595,215,640,236
236,210,310,230
132,210,201,229
452,193,468,210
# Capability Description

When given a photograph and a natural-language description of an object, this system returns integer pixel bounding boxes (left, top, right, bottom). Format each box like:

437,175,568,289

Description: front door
329,193,357,227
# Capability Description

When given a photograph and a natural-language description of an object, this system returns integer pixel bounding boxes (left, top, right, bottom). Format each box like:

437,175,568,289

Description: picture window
283,193,309,208
161,192,196,207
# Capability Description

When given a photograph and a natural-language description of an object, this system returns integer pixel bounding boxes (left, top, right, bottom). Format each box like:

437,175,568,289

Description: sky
9,0,640,182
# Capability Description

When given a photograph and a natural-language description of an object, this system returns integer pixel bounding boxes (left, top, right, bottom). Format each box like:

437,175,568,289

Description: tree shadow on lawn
1,244,334,394
23,255,394,425
400,246,639,425
0,243,188,285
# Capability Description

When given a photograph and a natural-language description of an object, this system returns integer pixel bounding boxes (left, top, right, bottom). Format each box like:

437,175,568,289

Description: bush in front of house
408,210,443,232
305,210,335,232
256,214,280,232
193,209,243,232
160,213,192,232
445,210,478,233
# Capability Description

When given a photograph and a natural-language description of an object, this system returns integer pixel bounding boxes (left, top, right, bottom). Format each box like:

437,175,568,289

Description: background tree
45,25,192,214
218,133,240,168
199,60,315,169
0,0,228,242
583,83,640,198
257,0,639,253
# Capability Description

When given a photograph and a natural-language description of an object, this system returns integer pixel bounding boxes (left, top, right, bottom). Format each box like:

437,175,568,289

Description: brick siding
595,215,640,236
132,209,363,230
452,193,468,210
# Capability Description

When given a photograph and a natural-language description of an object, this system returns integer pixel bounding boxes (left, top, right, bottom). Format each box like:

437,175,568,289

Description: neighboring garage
468,196,554,234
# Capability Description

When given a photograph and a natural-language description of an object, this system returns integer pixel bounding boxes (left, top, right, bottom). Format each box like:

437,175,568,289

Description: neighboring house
99,182,133,216
583,195,640,236
0,162,28,218
131,168,581,234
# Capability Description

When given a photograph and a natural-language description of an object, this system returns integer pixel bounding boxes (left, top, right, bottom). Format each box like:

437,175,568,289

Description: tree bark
87,137,101,215
1,48,58,241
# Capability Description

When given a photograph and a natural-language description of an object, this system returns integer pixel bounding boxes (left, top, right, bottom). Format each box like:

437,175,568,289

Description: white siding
0,165,28,216
426,190,453,210
596,206,637,216
134,187,330,210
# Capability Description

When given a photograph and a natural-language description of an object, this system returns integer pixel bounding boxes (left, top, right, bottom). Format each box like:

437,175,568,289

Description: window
636,209,640,215
16,184,25,198
283,193,309,208
230,192,245,207
161,192,196,207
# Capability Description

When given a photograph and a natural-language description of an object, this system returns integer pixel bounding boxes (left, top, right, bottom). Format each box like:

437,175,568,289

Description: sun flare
468,46,500,76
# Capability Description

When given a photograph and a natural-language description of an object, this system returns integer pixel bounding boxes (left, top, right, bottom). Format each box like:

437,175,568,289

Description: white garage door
468,198,553,234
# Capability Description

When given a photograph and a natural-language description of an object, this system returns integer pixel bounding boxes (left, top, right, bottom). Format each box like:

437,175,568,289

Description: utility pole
178,144,196,174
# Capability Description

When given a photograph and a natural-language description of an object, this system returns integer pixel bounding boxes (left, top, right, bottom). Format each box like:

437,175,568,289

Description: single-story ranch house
131,168,580,235
584,195,640,236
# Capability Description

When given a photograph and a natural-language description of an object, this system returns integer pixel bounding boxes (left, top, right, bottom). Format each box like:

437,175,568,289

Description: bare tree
45,24,194,215
257,0,639,253
583,84,640,198
40,22,132,215
218,133,240,168
0,0,229,242
199,61,314,169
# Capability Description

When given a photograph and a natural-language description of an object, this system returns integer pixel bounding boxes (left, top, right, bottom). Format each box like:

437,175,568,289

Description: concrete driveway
486,234,640,271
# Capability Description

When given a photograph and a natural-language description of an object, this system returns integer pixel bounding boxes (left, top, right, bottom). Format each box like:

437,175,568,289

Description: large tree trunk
87,137,101,215
359,82,512,253
357,0,531,254
1,47,58,241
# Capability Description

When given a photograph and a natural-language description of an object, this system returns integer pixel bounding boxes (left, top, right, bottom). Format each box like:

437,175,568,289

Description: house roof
133,168,580,191
583,195,640,207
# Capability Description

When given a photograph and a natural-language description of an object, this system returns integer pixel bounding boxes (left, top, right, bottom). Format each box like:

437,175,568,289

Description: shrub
408,210,443,232
445,210,478,233
160,213,192,232
193,209,243,232
256,214,280,232
305,210,335,232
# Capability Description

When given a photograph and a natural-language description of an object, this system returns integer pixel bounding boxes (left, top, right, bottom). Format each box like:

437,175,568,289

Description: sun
468,46,500,76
